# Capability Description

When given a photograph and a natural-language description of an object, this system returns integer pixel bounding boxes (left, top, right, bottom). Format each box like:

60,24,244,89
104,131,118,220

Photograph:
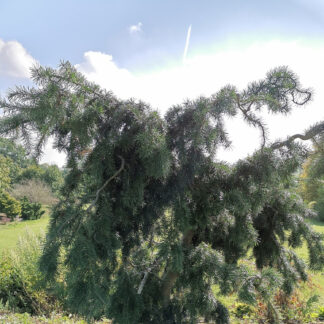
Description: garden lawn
0,214,49,253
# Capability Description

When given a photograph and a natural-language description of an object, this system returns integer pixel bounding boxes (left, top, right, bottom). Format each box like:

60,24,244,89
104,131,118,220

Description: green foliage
0,137,29,169
299,158,322,203
0,231,60,315
40,164,64,193
17,163,64,194
232,290,320,323
0,155,12,190
0,137,63,195
233,303,253,319
299,135,324,222
20,196,45,220
0,62,324,323
316,306,324,320
0,138,30,184
17,164,44,182
314,185,324,221
271,291,319,323
0,299,10,312
0,191,21,219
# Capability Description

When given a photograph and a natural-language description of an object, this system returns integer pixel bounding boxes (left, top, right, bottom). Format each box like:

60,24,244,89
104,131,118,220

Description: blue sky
0,0,324,165
1,0,324,69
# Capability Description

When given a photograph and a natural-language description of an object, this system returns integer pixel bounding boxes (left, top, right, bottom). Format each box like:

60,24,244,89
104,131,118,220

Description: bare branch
271,122,324,149
137,268,151,294
236,93,267,149
86,155,125,212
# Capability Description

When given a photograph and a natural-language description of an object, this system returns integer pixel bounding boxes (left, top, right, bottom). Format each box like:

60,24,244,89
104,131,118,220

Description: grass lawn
0,214,49,253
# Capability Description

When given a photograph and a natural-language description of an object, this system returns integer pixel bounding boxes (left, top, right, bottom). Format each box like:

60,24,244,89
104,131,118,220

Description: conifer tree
1,62,323,323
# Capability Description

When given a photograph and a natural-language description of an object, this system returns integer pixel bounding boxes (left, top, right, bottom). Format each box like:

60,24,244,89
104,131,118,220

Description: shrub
0,231,62,315
16,164,44,183
0,191,21,220
0,299,10,313
11,179,57,206
0,253,37,313
316,306,324,320
233,303,254,319
315,184,324,221
250,289,320,323
20,196,45,220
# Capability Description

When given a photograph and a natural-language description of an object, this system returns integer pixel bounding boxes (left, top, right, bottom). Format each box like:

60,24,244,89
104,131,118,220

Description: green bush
17,163,64,195
0,253,37,313
233,303,253,319
20,196,45,220
0,231,62,315
0,191,21,220
317,306,324,320
314,184,324,221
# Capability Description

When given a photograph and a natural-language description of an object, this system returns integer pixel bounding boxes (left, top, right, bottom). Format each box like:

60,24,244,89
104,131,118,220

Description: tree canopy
0,135,64,197
1,62,323,323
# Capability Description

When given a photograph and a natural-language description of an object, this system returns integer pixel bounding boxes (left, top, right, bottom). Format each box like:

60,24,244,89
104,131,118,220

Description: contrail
183,25,192,63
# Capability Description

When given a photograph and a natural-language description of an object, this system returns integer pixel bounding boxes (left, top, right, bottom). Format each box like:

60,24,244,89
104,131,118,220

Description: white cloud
0,39,37,78
76,51,136,98
129,22,143,34
75,40,324,162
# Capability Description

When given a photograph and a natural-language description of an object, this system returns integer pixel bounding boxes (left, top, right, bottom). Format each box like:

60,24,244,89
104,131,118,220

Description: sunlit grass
0,212,50,253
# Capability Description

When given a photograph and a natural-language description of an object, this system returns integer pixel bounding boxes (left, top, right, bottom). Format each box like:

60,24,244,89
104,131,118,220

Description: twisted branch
86,155,125,212
271,122,324,150
236,93,267,149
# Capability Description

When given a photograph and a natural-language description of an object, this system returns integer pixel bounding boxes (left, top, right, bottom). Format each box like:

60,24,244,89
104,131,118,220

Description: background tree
40,164,64,194
0,137,30,183
16,163,64,194
0,155,12,191
0,137,29,169
0,136,64,194
299,135,324,220
1,63,323,323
